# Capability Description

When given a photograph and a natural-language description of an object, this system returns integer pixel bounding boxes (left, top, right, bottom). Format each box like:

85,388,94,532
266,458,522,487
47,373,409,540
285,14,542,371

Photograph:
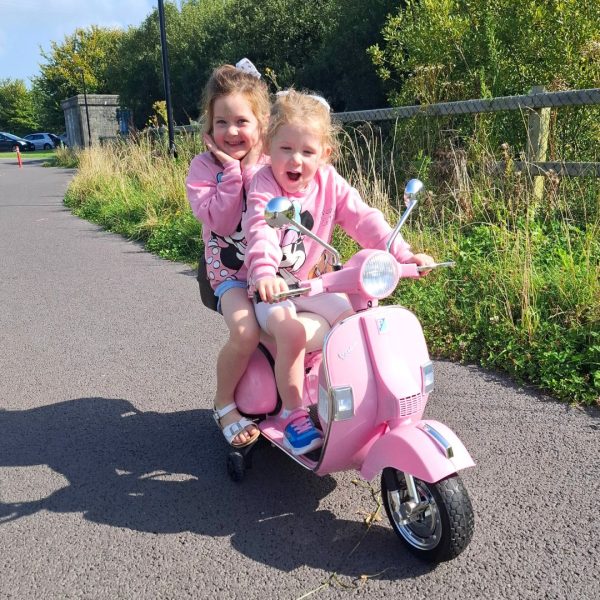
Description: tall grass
62,135,204,261
57,129,600,405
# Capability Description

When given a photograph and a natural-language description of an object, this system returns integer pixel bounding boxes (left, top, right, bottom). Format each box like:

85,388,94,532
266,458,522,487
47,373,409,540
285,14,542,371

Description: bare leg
215,287,260,445
266,308,307,411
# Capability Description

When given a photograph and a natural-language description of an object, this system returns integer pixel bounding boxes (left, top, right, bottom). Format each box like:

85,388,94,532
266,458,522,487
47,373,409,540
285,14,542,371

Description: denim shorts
214,280,248,314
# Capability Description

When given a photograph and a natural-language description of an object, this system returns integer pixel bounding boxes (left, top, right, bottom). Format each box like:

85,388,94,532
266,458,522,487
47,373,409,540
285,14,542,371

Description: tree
300,0,400,111
369,0,600,104
368,0,600,155
32,26,124,131
0,79,39,135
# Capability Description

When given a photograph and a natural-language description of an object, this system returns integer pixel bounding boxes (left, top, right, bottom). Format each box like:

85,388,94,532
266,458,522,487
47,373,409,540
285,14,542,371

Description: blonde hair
201,64,270,136
265,89,341,162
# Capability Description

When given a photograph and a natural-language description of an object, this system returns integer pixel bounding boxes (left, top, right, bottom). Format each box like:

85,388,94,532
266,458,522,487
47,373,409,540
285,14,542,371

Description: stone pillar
60,94,121,148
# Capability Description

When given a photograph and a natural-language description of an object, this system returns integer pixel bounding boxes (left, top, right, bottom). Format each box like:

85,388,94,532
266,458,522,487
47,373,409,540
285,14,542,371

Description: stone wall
61,94,120,148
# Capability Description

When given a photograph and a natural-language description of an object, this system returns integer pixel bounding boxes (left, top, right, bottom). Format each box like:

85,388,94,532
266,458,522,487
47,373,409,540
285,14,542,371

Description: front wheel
381,468,474,562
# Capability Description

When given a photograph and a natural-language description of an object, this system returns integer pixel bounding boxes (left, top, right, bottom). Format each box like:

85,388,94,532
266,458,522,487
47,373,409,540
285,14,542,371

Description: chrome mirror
386,178,424,252
265,196,296,228
403,178,424,207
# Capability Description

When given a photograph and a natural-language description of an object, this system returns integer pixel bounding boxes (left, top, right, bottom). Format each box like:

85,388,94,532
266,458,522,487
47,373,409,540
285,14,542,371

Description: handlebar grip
273,286,311,301
253,285,311,304
416,261,456,272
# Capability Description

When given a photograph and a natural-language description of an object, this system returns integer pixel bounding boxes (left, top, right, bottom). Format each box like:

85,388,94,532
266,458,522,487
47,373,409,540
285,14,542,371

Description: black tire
11,145,18,152
226,451,246,482
381,468,474,562
43,143,52,150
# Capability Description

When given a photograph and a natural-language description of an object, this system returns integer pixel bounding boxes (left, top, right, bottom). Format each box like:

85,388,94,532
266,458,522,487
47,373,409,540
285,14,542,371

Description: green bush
369,0,600,157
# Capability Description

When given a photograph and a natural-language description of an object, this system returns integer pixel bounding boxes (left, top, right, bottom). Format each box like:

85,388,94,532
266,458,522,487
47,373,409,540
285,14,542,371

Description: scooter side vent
398,393,425,417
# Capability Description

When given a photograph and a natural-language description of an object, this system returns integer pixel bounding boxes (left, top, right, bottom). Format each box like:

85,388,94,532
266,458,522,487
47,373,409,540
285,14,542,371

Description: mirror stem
386,200,417,253
289,221,342,268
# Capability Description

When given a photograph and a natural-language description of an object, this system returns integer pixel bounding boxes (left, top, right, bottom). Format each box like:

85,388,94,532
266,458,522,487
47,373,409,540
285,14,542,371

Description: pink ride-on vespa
200,179,475,563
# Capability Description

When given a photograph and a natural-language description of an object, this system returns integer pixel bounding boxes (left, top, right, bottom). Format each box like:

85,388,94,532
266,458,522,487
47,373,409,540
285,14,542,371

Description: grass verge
55,132,599,406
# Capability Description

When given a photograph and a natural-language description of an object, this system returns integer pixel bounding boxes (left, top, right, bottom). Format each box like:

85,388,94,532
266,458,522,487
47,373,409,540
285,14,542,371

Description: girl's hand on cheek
203,133,237,166
256,276,289,303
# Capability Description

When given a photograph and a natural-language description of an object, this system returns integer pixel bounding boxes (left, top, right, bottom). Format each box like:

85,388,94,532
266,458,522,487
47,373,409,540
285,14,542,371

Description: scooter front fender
360,420,475,483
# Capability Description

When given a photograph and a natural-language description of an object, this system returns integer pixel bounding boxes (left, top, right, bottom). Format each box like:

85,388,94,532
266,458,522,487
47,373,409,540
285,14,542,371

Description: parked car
23,132,61,150
0,132,36,152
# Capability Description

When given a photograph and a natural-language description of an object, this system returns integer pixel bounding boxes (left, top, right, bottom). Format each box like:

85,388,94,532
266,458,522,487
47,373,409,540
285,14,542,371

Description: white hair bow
235,58,261,79
276,90,330,111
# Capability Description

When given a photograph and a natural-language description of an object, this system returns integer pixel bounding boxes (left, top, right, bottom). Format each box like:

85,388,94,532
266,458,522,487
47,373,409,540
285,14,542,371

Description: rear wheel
11,145,18,152
43,143,52,150
381,468,474,562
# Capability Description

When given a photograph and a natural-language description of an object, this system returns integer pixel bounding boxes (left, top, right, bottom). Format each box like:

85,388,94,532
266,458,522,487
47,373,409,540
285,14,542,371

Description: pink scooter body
233,249,474,483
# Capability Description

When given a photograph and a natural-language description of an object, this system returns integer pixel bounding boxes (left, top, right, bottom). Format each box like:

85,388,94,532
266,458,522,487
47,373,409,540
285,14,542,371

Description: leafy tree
370,0,600,104
300,0,400,111
0,79,39,135
32,26,124,131
368,0,600,155
111,0,338,127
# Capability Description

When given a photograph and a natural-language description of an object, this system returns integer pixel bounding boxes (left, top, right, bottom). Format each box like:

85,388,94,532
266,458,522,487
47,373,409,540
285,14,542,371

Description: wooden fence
334,86,600,199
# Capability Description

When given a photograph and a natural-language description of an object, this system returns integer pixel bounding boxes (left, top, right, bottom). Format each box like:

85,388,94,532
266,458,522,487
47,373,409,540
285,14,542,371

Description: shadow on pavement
0,398,432,580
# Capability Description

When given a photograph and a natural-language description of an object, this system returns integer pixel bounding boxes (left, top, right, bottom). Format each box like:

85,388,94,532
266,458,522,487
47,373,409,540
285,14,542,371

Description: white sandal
213,403,260,448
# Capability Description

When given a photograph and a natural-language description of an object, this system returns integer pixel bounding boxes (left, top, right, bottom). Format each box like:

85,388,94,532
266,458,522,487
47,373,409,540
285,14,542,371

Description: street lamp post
157,0,177,158
78,69,92,148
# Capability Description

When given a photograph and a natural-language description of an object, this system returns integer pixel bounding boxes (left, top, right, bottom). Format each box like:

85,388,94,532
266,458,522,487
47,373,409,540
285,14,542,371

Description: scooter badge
377,318,388,334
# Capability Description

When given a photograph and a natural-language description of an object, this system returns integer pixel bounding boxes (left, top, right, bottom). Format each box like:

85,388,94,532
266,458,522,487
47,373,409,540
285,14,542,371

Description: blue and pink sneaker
283,411,323,456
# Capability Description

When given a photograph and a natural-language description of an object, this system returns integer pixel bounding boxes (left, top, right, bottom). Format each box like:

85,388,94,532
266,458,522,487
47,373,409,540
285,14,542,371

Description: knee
229,320,260,352
273,319,306,352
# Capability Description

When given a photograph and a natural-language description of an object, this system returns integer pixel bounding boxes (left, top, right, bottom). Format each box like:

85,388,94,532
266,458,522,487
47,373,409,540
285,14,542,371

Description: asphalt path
0,160,598,599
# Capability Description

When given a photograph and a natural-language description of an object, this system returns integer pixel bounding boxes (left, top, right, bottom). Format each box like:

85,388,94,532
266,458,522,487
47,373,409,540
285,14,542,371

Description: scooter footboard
360,420,475,483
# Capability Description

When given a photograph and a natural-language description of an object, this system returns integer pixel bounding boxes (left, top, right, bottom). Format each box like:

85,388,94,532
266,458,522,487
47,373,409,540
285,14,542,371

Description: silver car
23,132,61,150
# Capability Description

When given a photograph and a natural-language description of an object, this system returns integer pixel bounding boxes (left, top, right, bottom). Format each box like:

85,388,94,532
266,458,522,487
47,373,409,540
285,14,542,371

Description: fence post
526,85,551,202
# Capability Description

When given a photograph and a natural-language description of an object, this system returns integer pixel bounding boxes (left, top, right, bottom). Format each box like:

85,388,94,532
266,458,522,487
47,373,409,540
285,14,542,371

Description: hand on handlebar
256,276,289,303
409,253,436,275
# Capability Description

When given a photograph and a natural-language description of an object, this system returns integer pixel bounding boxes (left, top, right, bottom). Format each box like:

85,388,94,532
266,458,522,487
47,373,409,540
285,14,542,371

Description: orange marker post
16,146,23,168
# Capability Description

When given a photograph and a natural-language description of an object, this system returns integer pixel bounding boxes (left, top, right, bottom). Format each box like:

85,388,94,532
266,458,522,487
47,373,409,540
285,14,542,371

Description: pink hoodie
243,164,415,286
186,151,268,290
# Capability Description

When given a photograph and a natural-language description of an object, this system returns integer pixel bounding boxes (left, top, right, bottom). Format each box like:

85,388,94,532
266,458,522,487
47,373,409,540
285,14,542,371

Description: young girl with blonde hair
243,89,435,455
186,59,269,447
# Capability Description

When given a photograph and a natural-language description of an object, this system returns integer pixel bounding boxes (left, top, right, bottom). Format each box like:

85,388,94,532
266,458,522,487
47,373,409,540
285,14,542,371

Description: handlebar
416,261,456,273
253,258,456,303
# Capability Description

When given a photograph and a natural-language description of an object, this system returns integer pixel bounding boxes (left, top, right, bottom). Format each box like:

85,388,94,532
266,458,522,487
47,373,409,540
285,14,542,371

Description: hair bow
235,58,261,79
276,90,330,111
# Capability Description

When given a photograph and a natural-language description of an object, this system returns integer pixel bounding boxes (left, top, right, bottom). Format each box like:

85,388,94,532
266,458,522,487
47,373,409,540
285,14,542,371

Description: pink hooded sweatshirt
186,152,268,290
243,164,415,287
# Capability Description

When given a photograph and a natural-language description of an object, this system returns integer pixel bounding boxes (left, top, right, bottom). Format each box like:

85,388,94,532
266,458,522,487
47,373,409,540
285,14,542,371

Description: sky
0,0,157,86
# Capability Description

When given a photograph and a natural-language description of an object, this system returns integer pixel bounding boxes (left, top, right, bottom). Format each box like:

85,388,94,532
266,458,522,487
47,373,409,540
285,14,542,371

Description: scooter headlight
360,252,399,299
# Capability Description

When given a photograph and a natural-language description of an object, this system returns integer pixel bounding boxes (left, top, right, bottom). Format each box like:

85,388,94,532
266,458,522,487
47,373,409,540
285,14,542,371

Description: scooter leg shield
360,420,475,483
234,347,278,415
